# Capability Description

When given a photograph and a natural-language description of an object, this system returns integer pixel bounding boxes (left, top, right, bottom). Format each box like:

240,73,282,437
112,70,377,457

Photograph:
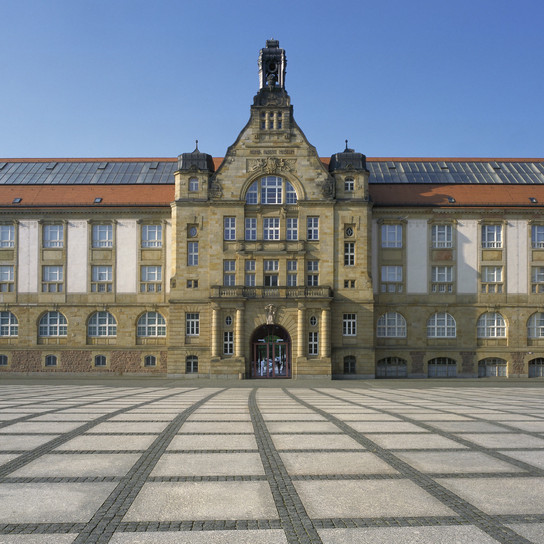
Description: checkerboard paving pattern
0,382,544,543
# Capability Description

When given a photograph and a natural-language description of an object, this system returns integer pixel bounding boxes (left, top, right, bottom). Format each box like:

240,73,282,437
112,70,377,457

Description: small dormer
174,142,215,200
329,141,369,200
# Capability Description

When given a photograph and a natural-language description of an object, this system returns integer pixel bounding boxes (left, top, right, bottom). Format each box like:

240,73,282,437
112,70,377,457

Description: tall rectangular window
186,313,200,336
223,331,234,355
188,177,199,192
42,265,63,292
344,242,355,266
188,242,199,266
224,217,236,241
286,218,298,240
245,260,256,287
0,265,14,292
287,260,297,286
431,265,453,293
432,224,452,248
381,224,402,248
344,178,354,192
532,266,544,293
261,176,282,204
307,217,319,240
482,225,502,248
92,224,113,248
380,265,403,293
43,224,63,248
308,331,319,355
264,259,279,287
342,314,357,336
263,217,280,240
307,260,319,286
140,265,162,292
481,266,503,293
532,225,544,249
142,224,162,247
223,260,236,286
245,218,257,241
91,265,113,292
0,225,15,248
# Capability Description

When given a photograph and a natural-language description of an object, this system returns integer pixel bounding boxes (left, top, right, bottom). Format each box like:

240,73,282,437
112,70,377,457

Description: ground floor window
376,357,407,378
428,357,457,377
529,358,544,377
344,355,356,374
478,358,507,377
186,355,198,373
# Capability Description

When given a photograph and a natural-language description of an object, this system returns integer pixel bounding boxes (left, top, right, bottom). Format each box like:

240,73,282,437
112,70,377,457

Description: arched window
88,311,117,337
527,313,544,338
478,358,507,377
0,311,18,337
343,355,356,374
39,312,67,337
376,357,407,378
428,357,457,377
529,358,544,378
186,355,198,373
245,176,297,205
137,312,166,337
144,355,156,367
477,312,506,338
45,354,58,367
377,312,406,337
94,355,107,367
427,313,456,338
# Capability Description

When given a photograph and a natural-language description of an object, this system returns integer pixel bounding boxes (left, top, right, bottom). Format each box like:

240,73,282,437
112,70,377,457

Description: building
1,40,544,379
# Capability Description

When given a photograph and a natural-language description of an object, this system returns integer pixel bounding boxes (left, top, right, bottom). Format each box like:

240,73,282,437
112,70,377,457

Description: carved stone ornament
248,157,296,175
320,178,335,199
209,180,223,199
265,304,277,325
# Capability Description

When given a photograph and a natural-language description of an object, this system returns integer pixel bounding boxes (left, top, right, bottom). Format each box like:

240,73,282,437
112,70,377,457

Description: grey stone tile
0,434,59,451
426,421,510,433
458,433,544,449
437,477,544,514
348,421,428,433
271,433,365,450
498,450,544,469
328,413,401,421
500,421,544,432
0,482,117,523
0,421,84,433
110,531,288,544
507,523,544,543
32,413,103,421
187,413,251,421
266,421,340,433
0,536,77,543
406,414,472,421
179,422,254,433
168,433,258,451
318,526,500,543
368,433,467,450
294,480,454,518
86,421,169,433
56,434,157,451
151,452,264,476
124,481,278,520
0,453,19,465
261,413,326,421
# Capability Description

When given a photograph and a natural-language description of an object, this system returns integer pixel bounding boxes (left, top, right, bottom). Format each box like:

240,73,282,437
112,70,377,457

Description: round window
309,316,317,327
189,226,198,237
225,316,233,326
345,226,354,237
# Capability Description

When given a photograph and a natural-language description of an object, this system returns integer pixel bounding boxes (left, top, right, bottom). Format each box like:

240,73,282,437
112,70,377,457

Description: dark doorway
250,324,291,378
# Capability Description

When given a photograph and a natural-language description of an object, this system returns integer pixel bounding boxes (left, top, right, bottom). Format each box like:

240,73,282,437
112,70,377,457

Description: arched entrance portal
250,324,291,378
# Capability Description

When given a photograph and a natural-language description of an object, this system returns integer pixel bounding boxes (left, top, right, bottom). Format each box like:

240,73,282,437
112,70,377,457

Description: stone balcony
211,286,332,299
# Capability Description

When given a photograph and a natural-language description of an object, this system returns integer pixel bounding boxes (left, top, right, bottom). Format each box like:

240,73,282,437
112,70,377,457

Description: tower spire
258,39,287,90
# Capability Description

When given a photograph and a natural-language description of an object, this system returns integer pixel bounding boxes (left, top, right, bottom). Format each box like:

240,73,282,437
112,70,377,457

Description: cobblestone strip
72,388,223,544
342,388,544,476
0,387,200,479
249,388,324,544
286,388,532,544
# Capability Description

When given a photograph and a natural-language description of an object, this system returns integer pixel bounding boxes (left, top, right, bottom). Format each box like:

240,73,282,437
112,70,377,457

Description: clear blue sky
2,0,543,159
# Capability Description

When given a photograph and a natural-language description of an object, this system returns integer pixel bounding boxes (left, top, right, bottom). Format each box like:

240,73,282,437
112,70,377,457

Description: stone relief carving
248,157,296,175
265,304,277,325
209,179,223,199
320,178,335,199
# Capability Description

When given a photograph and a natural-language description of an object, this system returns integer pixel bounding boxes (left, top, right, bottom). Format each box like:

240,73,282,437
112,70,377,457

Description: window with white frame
308,331,318,355
344,177,354,192
137,312,166,337
43,224,64,248
342,313,357,336
224,217,236,240
287,260,297,287
529,358,544,378
42,265,63,292
264,259,279,287
141,224,162,247
478,358,507,377
0,265,14,292
527,313,544,338
428,357,457,377
481,224,502,248
92,224,113,248
188,242,198,266
186,355,198,373
376,357,408,378
286,218,298,240
285,180,297,204
431,224,453,248
39,311,67,337
427,312,456,338
140,265,162,292
144,355,156,367
245,176,297,205
477,312,506,338
223,260,236,286
532,225,544,249
261,176,283,204
245,218,257,240
245,260,256,287
88,311,117,337
188,177,199,192
263,217,280,240
381,224,402,248
186,313,200,336
307,260,319,286
380,265,403,293
223,331,234,355
307,217,319,240
91,265,113,293
377,312,406,337
0,311,18,337
246,182,258,204
344,242,355,266
531,267,544,293
481,266,503,293
431,265,453,293
0,224,15,248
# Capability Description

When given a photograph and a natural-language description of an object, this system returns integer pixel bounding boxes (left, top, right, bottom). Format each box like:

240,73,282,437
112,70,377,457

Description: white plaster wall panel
17,220,38,293
116,220,137,293
372,220,378,294
66,221,87,293
165,221,171,294
406,219,428,293
457,220,478,294
507,220,527,294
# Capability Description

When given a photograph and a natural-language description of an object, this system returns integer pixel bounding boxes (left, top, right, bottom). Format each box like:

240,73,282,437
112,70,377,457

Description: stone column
235,307,244,357
321,307,331,358
211,305,220,357
297,305,306,358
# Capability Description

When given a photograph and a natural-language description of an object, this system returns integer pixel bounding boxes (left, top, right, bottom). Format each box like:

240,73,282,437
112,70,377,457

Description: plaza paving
0,379,543,543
